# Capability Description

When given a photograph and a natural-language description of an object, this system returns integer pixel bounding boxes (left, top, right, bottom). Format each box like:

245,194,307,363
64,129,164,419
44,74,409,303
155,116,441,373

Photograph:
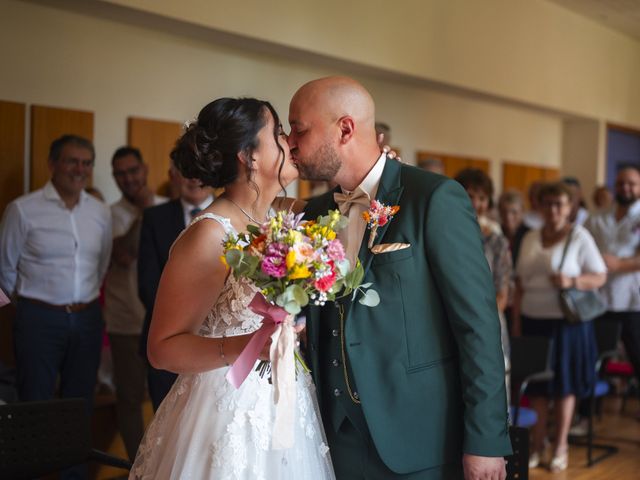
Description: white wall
105,0,640,127
2,0,563,203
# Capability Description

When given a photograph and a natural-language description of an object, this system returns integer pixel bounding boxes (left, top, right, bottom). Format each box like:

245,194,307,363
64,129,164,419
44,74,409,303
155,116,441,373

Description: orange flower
362,211,371,223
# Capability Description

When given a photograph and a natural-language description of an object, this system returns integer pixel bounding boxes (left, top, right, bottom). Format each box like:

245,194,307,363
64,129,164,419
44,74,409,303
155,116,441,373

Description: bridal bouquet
221,209,378,449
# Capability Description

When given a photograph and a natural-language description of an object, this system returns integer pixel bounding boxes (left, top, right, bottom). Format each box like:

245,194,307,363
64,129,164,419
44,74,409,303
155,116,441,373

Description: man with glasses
104,146,166,461
0,134,111,479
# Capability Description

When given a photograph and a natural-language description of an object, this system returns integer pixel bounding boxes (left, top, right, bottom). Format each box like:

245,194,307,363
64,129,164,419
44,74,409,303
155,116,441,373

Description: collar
180,195,213,214
43,180,87,207
341,153,386,199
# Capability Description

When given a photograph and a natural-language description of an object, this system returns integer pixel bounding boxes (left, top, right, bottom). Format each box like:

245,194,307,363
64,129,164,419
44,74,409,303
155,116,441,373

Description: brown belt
18,296,98,313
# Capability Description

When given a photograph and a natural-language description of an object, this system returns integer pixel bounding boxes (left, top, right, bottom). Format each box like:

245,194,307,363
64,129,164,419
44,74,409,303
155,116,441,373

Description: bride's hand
382,145,402,163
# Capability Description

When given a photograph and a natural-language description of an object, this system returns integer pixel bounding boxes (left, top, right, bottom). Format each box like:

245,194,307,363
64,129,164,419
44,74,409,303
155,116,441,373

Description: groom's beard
297,142,341,182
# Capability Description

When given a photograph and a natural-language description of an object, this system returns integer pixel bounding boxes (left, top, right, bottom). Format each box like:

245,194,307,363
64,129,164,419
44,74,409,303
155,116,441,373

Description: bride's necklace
226,197,265,225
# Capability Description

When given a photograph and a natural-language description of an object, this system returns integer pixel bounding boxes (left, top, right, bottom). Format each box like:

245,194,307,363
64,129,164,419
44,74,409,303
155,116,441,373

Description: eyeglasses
113,165,142,179
60,157,95,168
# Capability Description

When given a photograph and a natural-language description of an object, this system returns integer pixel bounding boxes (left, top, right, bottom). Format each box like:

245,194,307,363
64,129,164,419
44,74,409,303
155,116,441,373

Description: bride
130,98,335,479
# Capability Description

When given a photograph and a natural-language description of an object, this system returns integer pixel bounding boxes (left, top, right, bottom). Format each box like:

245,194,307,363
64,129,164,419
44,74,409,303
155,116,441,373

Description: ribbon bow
225,292,296,449
334,188,370,215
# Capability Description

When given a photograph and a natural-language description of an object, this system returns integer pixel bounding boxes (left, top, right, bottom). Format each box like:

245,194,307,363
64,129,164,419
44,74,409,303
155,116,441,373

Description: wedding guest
104,146,166,460
0,134,111,479
138,160,213,410
592,185,613,211
456,169,512,393
513,181,606,472
498,190,529,268
586,167,640,416
523,180,544,230
418,157,444,175
375,121,391,148
562,176,589,225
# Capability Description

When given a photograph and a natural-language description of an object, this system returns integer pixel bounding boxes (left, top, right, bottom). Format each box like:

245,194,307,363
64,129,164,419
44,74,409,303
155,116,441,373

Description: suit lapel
358,159,404,280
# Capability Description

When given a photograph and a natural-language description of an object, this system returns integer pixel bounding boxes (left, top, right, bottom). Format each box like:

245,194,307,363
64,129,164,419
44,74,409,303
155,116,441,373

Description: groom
290,77,512,480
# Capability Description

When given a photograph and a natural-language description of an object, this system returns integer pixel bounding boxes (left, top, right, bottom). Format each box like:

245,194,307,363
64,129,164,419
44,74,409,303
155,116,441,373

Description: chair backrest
506,426,529,480
510,335,552,384
593,319,622,357
0,398,91,479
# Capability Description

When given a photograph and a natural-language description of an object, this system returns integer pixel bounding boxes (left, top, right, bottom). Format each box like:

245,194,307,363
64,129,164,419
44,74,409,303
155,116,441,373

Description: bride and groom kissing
131,76,512,480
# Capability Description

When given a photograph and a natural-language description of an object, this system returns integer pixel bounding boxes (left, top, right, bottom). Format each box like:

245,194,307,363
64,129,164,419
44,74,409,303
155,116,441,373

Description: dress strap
189,213,236,235
170,213,236,257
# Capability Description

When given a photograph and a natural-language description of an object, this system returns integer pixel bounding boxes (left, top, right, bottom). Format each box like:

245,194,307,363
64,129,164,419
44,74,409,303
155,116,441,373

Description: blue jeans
14,298,103,479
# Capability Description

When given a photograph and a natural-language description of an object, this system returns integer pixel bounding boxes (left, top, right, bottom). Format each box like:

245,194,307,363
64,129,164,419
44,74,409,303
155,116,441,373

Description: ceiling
547,0,640,42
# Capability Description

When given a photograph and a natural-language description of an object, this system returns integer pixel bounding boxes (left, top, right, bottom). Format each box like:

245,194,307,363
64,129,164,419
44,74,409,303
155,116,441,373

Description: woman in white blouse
513,181,606,472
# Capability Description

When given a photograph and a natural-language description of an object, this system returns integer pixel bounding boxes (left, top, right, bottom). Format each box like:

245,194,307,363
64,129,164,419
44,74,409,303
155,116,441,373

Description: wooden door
502,161,559,202
30,105,94,191
127,117,182,195
416,151,490,178
0,100,26,367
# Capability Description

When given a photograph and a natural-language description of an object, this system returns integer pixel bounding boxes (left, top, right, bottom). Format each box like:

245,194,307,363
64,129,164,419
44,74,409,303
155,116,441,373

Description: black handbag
557,228,607,324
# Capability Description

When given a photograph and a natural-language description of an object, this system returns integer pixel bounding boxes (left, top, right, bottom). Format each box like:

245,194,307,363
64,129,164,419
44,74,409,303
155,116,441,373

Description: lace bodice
183,213,263,338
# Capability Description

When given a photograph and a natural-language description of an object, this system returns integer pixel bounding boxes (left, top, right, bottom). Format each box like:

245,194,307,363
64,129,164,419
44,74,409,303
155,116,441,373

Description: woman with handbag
513,181,607,472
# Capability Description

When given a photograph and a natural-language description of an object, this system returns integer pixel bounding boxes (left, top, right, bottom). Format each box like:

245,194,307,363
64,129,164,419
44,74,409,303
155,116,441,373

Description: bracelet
219,336,230,367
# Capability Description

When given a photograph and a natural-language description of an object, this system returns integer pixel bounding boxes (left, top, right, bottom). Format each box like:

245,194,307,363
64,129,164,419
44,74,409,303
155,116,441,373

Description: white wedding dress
130,213,335,480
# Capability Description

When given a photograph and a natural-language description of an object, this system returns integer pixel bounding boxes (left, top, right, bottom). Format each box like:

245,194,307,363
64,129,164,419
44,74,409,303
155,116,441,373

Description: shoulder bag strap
557,226,576,274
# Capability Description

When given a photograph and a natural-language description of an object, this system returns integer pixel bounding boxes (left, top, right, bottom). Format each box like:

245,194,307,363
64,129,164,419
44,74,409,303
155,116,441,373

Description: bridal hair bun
171,97,281,189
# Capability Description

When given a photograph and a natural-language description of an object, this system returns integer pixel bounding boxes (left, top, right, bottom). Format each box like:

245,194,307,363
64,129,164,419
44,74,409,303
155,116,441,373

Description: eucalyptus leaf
359,289,380,307
225,249,243,269
247,224,261,235
285,301,302,315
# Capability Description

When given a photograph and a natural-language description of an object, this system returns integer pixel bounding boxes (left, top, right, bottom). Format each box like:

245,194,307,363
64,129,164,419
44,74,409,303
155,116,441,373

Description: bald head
288,76,383,190
291,76,376,131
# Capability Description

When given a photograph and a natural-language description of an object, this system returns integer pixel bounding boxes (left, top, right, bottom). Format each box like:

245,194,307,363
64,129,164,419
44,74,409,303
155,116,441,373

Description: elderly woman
455,169,511,388
513,181,606,472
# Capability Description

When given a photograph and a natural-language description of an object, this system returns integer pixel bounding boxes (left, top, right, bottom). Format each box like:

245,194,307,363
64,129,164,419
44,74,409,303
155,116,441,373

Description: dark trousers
147,363,177,412
604,310,640,389
325,417,464,480
14,298,103,479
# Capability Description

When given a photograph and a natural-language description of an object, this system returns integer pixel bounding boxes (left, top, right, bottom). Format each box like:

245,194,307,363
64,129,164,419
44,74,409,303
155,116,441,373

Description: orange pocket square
370,243,411,254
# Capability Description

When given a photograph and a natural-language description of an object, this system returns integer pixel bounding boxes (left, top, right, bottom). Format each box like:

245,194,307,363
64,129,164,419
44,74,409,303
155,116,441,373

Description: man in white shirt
586,166,640,404
138,161,213,410
0,134,111,478
104,146,166,461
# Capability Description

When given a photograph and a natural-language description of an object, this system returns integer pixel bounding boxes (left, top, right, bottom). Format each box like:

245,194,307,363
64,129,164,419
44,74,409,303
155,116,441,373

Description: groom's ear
337,116,355,144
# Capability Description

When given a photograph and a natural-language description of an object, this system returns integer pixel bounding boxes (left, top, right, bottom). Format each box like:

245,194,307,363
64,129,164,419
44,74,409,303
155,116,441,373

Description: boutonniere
362,200,400,248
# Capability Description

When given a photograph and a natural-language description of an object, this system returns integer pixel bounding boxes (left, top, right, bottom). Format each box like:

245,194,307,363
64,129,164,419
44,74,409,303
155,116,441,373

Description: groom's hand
463,454,506,480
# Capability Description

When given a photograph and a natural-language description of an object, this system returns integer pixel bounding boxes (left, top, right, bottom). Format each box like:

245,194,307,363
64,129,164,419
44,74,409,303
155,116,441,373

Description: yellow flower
286,230,303,245
220,255,229,268
289,264,311,279
286,250,297,270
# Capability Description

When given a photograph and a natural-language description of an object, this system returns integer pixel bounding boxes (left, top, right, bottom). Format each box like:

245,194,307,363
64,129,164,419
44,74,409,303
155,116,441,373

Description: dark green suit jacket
304,158,512,474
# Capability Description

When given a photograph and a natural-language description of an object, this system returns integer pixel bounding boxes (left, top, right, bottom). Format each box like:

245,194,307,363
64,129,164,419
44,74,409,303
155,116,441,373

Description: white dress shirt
103,195,166,334
181,196,214,228
0,181,112,304
585,200,640,311
338,154,386,266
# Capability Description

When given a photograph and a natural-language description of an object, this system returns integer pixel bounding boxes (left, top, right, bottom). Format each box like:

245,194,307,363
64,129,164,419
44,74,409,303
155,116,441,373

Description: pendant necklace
226,198,265,225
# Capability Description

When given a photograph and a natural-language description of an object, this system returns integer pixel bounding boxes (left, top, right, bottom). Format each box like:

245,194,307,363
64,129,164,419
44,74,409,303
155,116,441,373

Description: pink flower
262,255,287,278
326,240,346,262
261,242,288,278
314,261,337,292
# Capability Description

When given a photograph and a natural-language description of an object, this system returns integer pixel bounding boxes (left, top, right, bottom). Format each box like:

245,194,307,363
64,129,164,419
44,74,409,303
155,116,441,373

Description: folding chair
0,398,132,479
570,319,621,466
509,336,554,427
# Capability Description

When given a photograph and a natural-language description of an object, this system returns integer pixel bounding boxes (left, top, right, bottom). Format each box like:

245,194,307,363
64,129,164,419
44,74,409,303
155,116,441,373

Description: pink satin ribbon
225,292,296,449
0,288,10,308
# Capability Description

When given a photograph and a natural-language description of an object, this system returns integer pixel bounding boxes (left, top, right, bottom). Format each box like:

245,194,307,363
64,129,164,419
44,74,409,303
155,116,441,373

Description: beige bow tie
334,188,371,215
